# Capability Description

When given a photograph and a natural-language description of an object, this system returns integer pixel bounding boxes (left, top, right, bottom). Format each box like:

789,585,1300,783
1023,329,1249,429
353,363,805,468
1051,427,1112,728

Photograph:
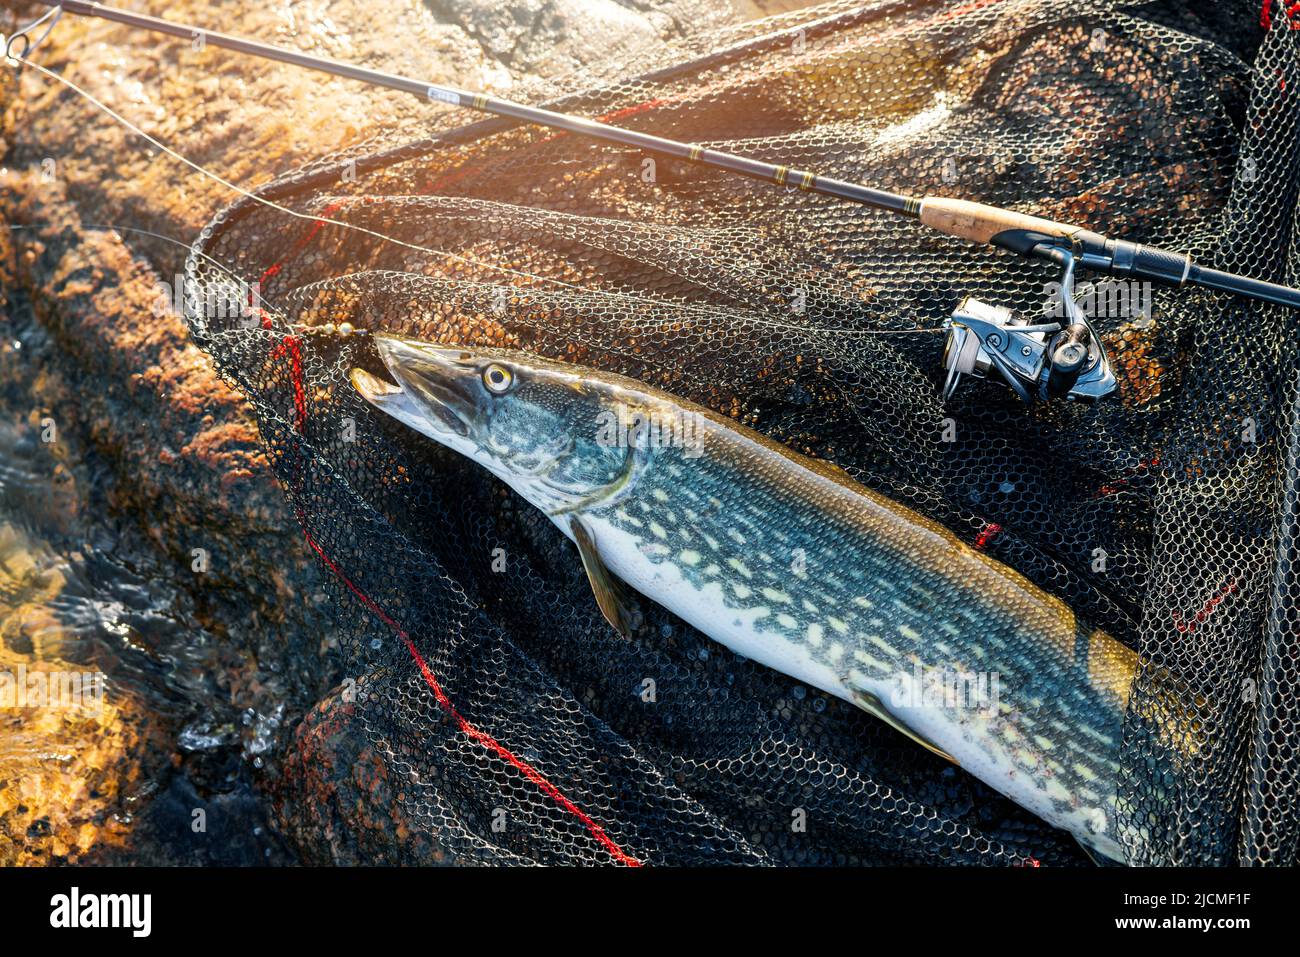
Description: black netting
183,0,1300,865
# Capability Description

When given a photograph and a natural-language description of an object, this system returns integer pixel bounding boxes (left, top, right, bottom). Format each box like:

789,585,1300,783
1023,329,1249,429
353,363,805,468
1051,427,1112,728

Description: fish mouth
350,336,479,439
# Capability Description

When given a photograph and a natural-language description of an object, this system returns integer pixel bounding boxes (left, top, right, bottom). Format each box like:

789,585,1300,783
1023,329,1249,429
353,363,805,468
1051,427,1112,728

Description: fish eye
482,363,514,394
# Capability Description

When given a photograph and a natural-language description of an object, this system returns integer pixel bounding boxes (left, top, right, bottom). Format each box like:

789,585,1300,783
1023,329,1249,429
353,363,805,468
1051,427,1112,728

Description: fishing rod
12,1,1300,405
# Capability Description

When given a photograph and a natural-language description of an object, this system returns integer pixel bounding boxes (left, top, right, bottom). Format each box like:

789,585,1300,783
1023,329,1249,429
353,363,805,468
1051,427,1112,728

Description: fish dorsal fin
851,688,957,765
781,448,858,487
810,456,855,483
570,517,642,638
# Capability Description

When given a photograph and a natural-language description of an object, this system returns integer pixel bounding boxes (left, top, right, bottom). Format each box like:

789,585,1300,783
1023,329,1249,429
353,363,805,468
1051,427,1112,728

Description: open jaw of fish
351,334,1145,864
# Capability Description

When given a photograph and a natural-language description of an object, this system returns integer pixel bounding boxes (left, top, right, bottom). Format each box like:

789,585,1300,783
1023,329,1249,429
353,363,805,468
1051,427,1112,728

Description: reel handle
1046,323,1092,399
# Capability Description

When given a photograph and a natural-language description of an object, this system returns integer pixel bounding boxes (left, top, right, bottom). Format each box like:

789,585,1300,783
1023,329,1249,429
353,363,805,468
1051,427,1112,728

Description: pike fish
350,335,1140,863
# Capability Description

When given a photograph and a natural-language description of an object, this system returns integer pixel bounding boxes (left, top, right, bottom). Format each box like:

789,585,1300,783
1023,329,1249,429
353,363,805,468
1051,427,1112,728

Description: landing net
185,0,1300,865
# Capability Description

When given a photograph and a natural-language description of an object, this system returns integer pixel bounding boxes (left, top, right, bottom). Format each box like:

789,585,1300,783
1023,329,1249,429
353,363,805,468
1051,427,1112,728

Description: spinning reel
941,248,1117,404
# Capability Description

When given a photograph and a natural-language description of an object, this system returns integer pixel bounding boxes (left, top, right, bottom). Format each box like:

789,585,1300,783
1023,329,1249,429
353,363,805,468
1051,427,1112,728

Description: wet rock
274,682,451,865
0,655,148,865
425,0,732,75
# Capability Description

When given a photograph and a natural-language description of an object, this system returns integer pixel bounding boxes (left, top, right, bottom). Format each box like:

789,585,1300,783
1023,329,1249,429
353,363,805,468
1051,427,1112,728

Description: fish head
352,336,653,514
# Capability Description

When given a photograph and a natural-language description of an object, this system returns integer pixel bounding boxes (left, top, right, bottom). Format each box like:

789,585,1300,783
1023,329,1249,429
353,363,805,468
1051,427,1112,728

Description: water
0,297,292,864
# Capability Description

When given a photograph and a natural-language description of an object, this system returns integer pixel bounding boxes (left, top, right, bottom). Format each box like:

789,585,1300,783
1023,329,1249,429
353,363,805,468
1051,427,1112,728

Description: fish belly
572,513,848,697
564,509,1128,863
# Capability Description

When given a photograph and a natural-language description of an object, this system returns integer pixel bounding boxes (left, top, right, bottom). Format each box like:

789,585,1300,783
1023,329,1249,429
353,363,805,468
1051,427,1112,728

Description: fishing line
9,219,222,262
2,49,937,342
3,54,595,293
2,220,312,332
289,267,942,344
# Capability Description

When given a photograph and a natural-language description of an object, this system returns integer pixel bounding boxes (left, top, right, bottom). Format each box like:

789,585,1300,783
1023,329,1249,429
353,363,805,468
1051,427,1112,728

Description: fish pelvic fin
570,516,643,639
851,688,957,765
1073,835,1124,867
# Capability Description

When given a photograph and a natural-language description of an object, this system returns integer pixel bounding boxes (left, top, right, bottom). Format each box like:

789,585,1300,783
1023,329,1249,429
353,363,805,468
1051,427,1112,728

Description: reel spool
940,248,1117,404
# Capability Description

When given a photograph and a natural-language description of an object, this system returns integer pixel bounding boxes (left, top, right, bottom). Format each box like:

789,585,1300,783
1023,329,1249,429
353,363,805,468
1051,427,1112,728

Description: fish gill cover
184,0,1300,865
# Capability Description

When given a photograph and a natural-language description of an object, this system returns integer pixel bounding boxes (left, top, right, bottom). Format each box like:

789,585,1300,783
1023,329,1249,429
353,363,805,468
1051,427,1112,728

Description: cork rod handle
918,197,1079,245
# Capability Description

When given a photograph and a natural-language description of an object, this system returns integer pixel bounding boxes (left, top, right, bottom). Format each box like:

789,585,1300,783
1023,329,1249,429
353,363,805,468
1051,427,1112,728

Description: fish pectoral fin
570,517,643,639
851,688,957,765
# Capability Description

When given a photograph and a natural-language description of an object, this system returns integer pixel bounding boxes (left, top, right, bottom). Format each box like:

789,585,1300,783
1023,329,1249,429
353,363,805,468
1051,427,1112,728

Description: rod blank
29,1,917,214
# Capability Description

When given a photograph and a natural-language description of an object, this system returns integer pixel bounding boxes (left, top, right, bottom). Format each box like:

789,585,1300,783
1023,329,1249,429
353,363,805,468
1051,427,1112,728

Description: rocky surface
276,682,453,865
0,0,792,864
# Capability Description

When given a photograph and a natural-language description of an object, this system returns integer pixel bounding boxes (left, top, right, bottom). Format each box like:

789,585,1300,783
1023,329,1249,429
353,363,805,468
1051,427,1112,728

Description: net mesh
183,0,1300,865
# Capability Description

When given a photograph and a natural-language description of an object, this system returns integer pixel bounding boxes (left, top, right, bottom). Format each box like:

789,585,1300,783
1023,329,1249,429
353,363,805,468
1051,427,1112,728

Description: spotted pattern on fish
575,405,1136,862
